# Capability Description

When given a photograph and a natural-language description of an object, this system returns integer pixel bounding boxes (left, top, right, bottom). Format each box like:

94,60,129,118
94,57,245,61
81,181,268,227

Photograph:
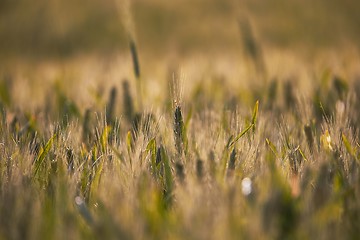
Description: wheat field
1,0,360,239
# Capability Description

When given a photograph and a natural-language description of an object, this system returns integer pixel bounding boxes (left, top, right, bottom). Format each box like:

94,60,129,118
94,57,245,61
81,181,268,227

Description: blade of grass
251,100,259,126
266,138,278,157
228,124,254,148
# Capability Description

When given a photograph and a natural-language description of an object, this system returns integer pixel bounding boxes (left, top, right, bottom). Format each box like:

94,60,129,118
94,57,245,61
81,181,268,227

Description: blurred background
1,0,359,61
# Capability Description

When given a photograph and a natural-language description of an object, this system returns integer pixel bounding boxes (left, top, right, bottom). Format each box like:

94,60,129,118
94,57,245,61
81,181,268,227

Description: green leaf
33,134,57,177
251,100,259,126
228,124,254,148
161,146,173,193
297,148,308,162
266,138,278,157
90,157,104,203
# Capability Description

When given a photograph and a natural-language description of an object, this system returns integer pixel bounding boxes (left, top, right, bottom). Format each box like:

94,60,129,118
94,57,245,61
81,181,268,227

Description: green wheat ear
175,162,185,183
238,17,266,77
266,79,278,110
122,80,134,124
174,105,184,156
130,39,140,79
106,86,117,126
284,81,296,110
304,124,314,153
227,148,236,178
129,39,142,110
196,158,204,181
82,109,92,146
333,76,348,101
208,150,216,177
